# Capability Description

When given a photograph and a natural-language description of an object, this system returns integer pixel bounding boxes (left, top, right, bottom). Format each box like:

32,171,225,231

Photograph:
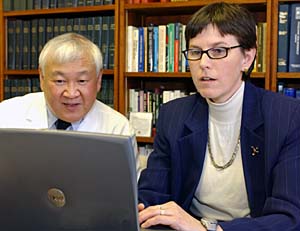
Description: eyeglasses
182,45,242,61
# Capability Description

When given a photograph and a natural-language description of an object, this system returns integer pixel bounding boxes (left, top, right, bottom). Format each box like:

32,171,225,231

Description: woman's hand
138,201,206,231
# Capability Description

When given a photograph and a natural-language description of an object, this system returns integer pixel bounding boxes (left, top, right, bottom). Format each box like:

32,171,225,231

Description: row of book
2,0,114,11
128,88,192,127
7,16,114,71
4,78,41,99
127,23,188,73
277,3,300,72
126,22,267,73
3,77,114,107
277,82,300,99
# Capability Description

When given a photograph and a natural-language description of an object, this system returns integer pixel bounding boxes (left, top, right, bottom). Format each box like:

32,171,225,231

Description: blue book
277,4,290,72
138,27,145,72
288,3,300,72
153,26,159,72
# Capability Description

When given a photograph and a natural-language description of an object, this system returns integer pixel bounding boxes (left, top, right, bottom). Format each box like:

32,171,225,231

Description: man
0,32,140,173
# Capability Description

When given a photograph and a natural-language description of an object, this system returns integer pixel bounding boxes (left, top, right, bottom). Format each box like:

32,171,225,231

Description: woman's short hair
185,2,257,79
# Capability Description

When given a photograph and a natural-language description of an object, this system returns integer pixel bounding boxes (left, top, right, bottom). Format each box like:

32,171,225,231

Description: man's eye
78,80,88,84
55,80,65,85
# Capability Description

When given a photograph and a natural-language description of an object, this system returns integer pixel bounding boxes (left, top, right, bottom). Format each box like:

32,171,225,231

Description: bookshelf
270,0,300,94
119,0,272,142
0,0,119,109
1,0,298,143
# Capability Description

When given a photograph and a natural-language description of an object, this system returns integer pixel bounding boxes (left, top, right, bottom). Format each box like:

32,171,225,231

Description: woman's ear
242,48,256,71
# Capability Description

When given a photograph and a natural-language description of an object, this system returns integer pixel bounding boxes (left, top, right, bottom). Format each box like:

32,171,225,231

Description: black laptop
0,128,140,231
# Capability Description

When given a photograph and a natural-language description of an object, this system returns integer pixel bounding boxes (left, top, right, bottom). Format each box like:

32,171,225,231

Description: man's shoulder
0,92,44,109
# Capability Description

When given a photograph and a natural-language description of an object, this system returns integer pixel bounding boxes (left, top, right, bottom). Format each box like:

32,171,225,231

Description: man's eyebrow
51,70,89,77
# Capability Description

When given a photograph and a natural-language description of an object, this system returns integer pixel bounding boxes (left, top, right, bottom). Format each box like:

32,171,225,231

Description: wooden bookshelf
118,0,274,143
0,0,120,109
1,0,299,143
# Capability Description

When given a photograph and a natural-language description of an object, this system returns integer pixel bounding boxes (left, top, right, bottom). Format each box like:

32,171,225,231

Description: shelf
125,71,265,79
125,0,268,11
277,73,300,79
3,5,115,17
137,136,154,143
3,69,114,76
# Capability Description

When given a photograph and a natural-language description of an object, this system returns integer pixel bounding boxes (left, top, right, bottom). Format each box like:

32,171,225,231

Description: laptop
0,128,146,231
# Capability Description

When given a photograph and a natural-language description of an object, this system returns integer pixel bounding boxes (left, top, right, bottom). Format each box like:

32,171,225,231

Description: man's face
188,24,255,103
40,57,101,123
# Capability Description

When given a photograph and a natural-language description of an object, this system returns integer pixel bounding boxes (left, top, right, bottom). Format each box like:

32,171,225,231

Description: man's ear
96,70,103,93
38,67,44,91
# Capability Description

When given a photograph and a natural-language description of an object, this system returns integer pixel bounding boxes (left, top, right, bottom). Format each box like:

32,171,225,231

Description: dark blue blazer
138,82,300,231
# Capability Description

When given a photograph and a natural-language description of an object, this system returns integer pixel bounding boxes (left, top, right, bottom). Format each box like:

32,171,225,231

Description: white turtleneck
190,81,250,221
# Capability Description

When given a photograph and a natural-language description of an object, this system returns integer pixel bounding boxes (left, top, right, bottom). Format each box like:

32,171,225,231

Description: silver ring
160,208,165,215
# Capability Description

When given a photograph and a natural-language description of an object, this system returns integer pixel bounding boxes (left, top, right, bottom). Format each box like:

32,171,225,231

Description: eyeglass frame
182,45,242,61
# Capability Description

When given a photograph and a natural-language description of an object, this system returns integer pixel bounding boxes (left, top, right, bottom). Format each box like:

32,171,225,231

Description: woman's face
188,24,256,103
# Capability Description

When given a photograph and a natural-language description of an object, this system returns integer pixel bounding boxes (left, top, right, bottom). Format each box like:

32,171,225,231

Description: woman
138,2,300,231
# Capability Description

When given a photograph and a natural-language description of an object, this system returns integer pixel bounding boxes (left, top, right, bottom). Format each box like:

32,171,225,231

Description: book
101,16,110,69
174,22,182,72
108,16,115,69
31,19,38,69
94,16,103,49
46,18,54,41
15,20,24,70
27,0,34,9
126,25,138,72
7,19,16,70
22,20,31,70
167,23,175,72
13,1,26,10
288,3,300,72
138,27,145,72
147,24,154,72
3,0,13,11
158,25,167,72
38,18,46,55
153,26,159,72
277,4,290,72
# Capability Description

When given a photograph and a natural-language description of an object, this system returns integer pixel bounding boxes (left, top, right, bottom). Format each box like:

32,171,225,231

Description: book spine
31,19,38,69
167,23,175,72
138,27,145,72
108,16,115,69
15,20,24,70
22,20,31,70
158,25,166,72
153,26,159,72
101,16,110,69
147,24,154,72
3,0,13,11
7,19,16,70
288,3,300,72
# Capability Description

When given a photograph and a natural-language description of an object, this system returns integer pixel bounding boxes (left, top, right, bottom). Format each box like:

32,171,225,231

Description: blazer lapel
241,82,265,217
177,95,209,208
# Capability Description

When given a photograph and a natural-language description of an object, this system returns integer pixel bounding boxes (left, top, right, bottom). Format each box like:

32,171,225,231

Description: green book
31,19,38,69
3,0,13,11
108,16,115,69
7,19,16,69
22,20,31,70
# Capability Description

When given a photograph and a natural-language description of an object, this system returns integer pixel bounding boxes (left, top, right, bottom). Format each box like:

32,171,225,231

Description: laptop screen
0,128,139,231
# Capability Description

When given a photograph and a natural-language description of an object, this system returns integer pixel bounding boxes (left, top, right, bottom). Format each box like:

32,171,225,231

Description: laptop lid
0,128,139,231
